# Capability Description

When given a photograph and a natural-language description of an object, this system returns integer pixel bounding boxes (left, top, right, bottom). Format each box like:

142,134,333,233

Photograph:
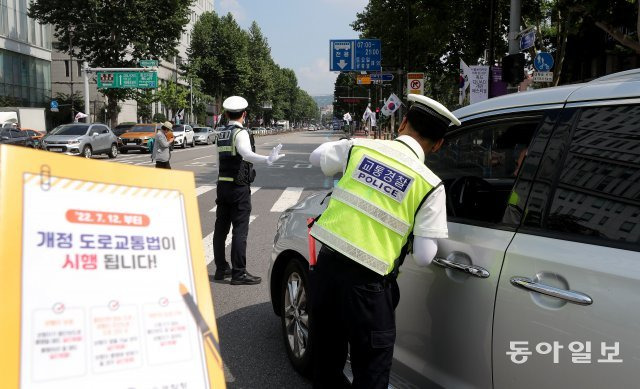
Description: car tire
207,137,212,145
280,259,313,377
191,138,195,148
108,143,118,159
181,140,186,149
82,145,92,159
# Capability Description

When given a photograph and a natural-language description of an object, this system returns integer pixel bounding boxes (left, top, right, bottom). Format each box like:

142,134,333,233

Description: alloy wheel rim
84,148,91,158
111,145,117,156
284,271,308,359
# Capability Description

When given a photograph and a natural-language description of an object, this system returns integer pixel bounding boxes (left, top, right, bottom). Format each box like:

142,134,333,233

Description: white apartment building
51,1,213,125
0,0,52,110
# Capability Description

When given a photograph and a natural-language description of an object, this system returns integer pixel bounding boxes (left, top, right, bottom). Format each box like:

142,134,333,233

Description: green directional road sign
97,71,158,89
139,59,158,67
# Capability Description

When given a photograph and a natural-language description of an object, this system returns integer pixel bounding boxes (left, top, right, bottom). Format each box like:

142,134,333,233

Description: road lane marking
202,215,258,265
209,187,260,212
270,187,304,212
196,185,216,196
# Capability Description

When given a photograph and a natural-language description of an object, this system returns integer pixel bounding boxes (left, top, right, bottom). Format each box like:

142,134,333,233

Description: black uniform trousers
213,182,251,278
310,246,400,389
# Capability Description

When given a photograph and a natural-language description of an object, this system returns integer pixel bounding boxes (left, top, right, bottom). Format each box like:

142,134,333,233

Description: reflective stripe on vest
311,224,389,275
311,140,439,276
331,187,410,236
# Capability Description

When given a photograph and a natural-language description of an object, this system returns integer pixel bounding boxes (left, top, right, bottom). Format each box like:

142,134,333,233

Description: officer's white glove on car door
267,144,285,166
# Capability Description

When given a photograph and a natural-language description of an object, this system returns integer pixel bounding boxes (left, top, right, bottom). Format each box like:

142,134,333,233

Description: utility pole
69,32,74,122
509,0,522,55
190,78,193,125
488,0,496,97
83,62,90,123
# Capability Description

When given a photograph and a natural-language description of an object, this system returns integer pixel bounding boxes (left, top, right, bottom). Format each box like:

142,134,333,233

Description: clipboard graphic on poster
0,145,225,389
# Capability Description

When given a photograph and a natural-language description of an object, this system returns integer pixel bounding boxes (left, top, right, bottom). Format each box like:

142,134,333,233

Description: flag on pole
381,93,401,117
459,59,471,105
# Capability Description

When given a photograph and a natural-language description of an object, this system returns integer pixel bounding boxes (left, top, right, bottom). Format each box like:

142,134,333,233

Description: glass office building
0,0,52,107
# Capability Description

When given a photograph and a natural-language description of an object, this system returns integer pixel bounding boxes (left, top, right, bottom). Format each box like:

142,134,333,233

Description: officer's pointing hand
267,144,285,166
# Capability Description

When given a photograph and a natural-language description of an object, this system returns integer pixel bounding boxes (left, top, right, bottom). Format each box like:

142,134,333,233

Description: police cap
223,96,249,113
407,94,461,127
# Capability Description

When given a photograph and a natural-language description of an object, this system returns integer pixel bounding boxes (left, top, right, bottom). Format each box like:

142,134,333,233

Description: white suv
172,124,195,148
269,69,640,388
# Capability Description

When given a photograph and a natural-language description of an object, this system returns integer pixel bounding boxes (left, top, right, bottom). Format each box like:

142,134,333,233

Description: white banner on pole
469,66,489,104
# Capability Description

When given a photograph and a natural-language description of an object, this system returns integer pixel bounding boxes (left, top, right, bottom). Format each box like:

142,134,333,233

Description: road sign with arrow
330,39,381,72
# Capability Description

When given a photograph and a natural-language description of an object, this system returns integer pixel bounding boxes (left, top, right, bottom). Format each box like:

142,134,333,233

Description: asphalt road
106,129,341,388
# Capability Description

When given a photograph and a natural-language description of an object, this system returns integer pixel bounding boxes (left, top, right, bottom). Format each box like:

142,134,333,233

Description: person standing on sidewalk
211,96,285,285
151,121,173,169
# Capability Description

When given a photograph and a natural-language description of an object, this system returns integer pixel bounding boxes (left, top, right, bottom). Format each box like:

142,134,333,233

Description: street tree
156,81,189,120
28,0,193,126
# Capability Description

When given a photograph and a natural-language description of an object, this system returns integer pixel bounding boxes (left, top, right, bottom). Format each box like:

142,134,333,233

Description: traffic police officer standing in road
213,96,285,285
308,94,460,388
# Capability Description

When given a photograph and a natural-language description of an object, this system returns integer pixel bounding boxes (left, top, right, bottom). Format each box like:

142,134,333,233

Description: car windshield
114,127,134,135
193,128,208,133
49,125,88,136
130,125,156,132
172,126,185,132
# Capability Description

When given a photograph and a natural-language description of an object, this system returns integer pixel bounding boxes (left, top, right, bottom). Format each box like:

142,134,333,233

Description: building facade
0,0,52,108
50,1,213,125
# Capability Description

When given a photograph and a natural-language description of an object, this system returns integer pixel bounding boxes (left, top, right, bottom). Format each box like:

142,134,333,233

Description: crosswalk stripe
270,187,304,212
209,186,261,212
196,185,216,196
202,215,258,265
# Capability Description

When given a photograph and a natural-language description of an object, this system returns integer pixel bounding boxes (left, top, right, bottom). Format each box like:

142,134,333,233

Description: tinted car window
93,125,110,134
50,125,89,136
130,125,156,132
173,125,185,132
543,105,640,247
427,117,542,224
193,128,208,133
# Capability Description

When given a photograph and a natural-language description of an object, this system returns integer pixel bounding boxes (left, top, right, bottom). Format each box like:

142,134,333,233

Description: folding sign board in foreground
0,145,225,389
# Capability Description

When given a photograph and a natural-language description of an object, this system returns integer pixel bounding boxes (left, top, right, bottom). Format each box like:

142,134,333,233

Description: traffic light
502,53,525,84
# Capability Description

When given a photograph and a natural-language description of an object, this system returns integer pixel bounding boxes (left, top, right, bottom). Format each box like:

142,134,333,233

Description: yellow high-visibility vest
311,139,441,276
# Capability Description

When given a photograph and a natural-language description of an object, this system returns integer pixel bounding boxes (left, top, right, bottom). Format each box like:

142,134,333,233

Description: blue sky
215,0,368,95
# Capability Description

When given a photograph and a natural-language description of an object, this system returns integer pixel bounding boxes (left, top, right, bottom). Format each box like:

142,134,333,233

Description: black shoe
230,272,262,285
210,269,232,281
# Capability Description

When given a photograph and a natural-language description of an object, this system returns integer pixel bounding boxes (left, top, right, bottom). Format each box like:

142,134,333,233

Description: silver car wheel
284,271,309,359
83,146,92,158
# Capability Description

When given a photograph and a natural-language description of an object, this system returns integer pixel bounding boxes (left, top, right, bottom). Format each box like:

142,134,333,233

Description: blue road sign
519,30,536,51
330,39,381,72
50,100,58,109
534,52,554,71
370,73,394,82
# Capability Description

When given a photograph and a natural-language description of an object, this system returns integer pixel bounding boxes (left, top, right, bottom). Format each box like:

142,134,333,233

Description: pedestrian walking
307,94,461,388
212,96,285,285
151,121,173,169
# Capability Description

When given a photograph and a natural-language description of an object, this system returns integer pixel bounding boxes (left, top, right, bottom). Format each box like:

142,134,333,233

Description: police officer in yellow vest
308,94,460,388
212,96,285,285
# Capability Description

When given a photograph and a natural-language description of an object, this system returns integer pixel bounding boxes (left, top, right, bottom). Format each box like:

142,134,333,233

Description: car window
51,125,89,136
526,104,640,249
426,116,542,224
131,125,156,132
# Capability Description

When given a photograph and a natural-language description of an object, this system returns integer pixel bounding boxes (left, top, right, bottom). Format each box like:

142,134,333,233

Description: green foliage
28,0,193,125
134,90,158,123
188,12,319,124
156,81,189,114
152,112,167,123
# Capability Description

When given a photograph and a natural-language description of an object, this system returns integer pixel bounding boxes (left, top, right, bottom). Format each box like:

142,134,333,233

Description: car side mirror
92,133,98,137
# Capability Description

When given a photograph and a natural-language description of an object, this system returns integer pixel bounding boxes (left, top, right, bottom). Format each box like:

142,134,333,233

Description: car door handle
433,256,490,278
510,277,593,306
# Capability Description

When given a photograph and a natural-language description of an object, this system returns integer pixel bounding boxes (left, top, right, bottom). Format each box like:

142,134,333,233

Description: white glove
267,144,285,166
